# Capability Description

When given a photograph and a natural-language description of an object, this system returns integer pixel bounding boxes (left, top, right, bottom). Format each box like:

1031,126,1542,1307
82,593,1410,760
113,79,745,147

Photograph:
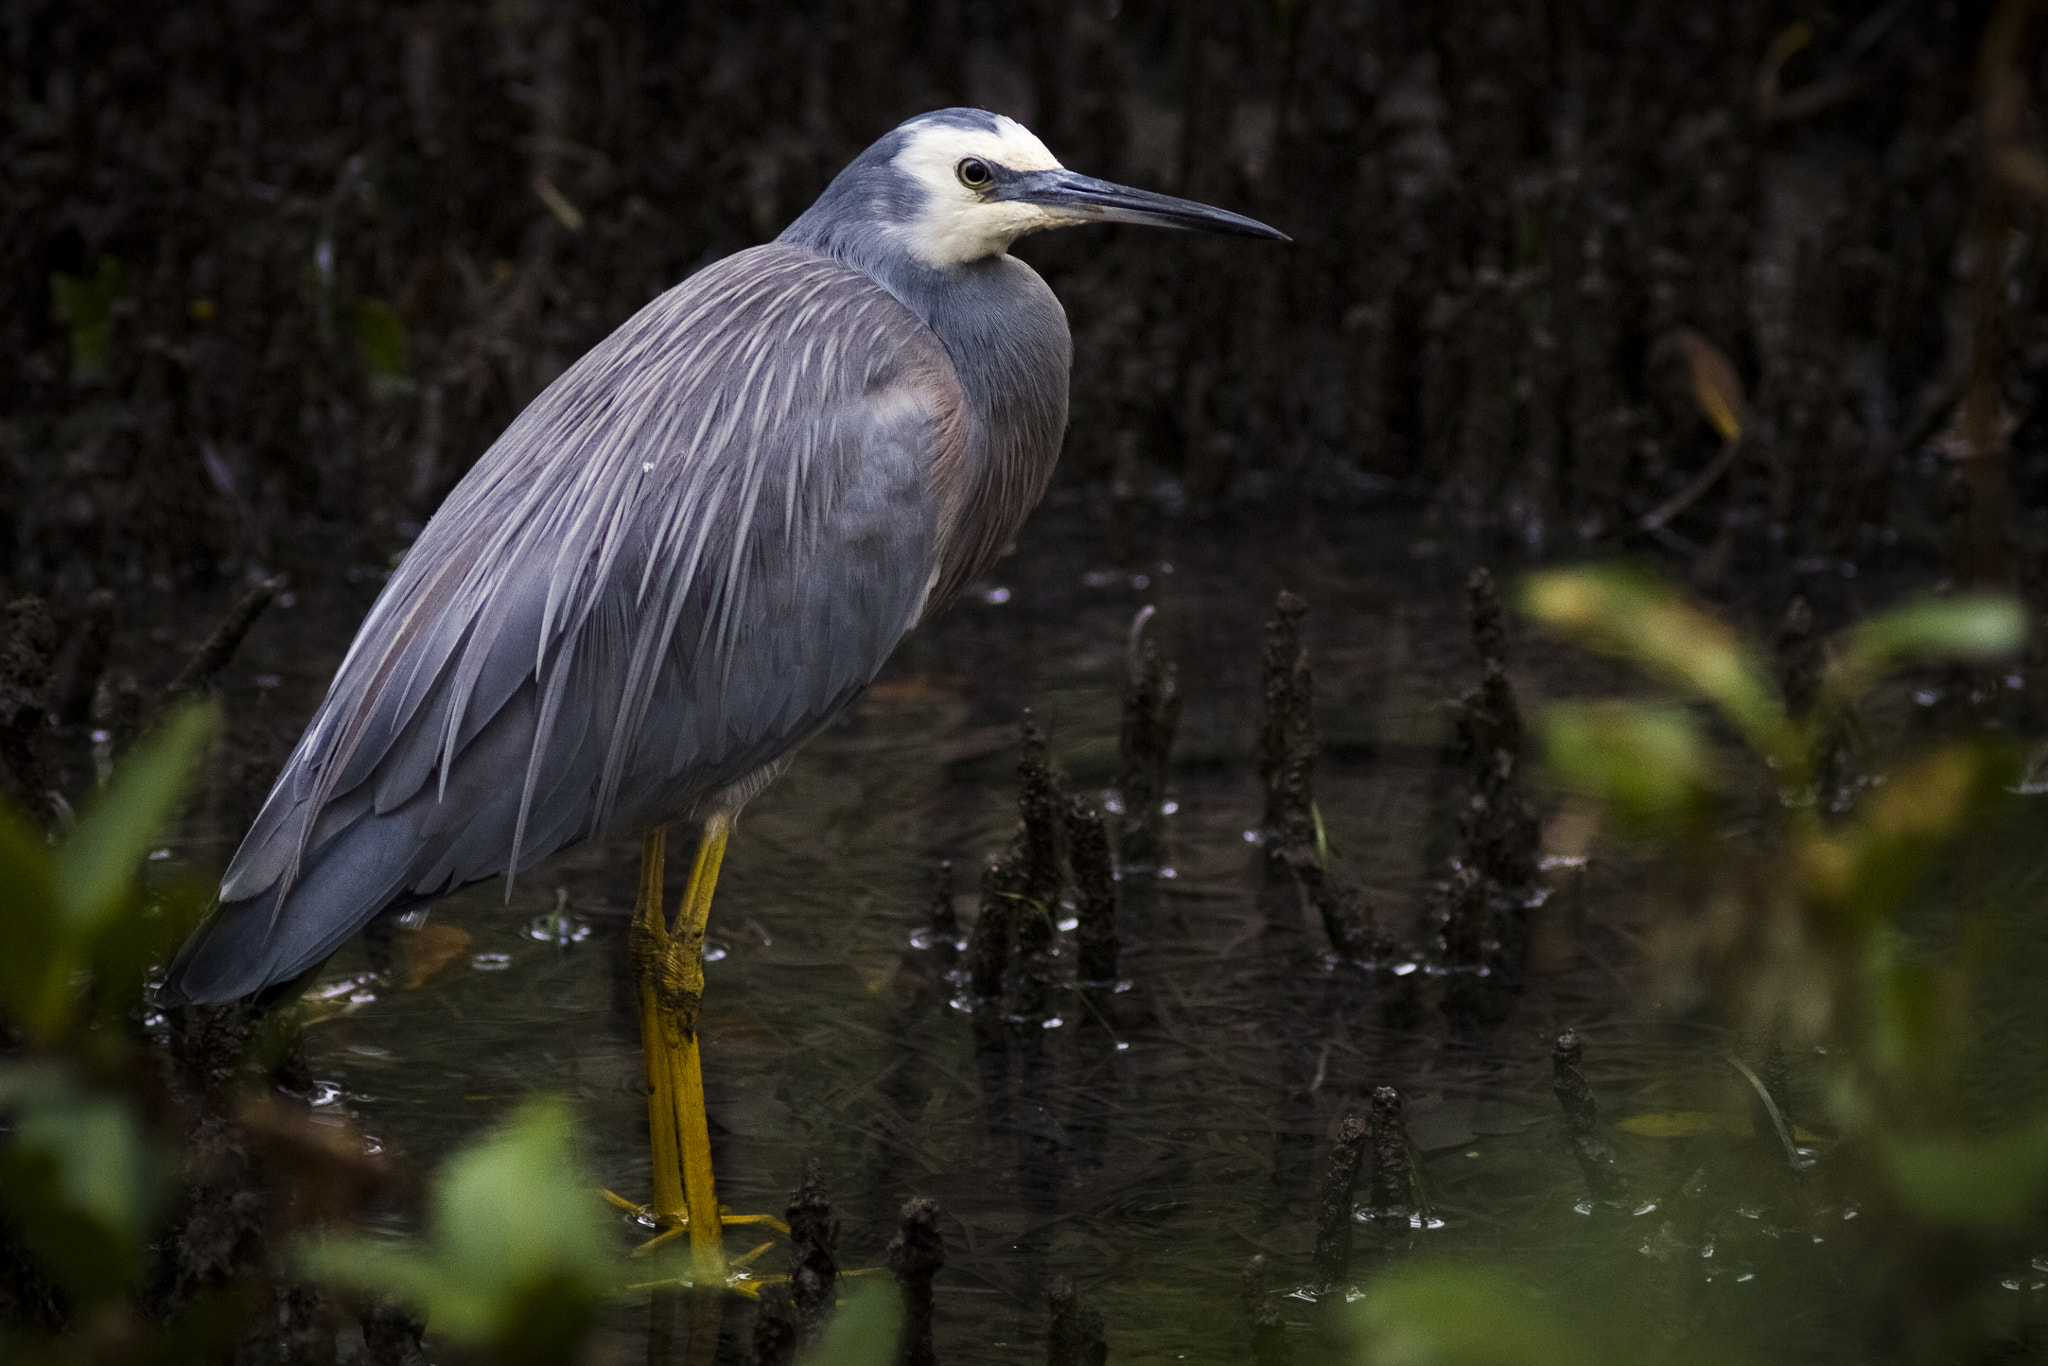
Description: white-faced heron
165,108,1285,1280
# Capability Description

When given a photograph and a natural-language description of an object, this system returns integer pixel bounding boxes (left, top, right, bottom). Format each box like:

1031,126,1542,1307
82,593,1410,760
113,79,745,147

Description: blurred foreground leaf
0,1064,174,1303
302,1098,622,1366
1540,701,1714,833
1349,1267,1577,1366
1881,1110,2048,1234
1833,595,2027,697
1521,567,1781,746
0,700,216,1041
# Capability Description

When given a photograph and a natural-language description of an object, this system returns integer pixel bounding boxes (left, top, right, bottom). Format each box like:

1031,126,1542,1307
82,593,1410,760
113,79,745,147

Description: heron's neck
860,250,1073,600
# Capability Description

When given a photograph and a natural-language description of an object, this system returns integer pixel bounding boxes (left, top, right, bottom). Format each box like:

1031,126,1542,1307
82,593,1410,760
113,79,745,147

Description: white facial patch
890,116,1073,267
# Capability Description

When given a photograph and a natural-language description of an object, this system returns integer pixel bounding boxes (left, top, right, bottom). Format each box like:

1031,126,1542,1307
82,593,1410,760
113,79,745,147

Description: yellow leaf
404,923,474,989
1620,1110,1754,1139
1674,328,1747,443
1619,1111,1822,1142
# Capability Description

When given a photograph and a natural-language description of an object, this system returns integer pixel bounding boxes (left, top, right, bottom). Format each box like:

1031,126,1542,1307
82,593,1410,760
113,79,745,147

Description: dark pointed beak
997,168,1290,242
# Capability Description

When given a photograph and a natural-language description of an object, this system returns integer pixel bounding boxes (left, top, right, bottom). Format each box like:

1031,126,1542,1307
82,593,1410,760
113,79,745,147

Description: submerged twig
1259,590,1317,860
1117,605,1181,872
163,575,285,702
0,596,58,826
785,1159,838,1337
1065,797,1120,986
1046,1277,1108,1366
1551,1031,1628,1206
1241,1255,1294,1365
1312,1116,1370,1288
886,1197,945,1366
1366,1086,1423,1220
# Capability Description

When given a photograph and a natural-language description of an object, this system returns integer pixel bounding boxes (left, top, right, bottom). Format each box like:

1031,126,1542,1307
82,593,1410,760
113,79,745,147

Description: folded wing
167,245,968,1004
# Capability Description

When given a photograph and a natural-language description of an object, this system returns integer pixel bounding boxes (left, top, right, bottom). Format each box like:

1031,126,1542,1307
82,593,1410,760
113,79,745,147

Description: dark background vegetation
4,0,2038,623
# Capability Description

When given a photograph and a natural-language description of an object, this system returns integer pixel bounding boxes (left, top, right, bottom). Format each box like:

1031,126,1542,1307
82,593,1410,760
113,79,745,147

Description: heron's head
787,109,1288,269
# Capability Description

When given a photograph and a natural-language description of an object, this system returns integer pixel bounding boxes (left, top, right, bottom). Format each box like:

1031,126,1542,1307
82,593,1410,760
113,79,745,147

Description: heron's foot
625,1259,884,1300
600,1189,792,1255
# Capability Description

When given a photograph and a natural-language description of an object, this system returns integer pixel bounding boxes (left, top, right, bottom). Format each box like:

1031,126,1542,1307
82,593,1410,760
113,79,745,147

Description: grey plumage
166,108,1282,1005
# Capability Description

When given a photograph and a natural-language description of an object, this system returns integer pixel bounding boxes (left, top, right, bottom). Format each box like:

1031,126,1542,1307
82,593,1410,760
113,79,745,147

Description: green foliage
356,298,410,399
795,1280,903,1366
1521,565,1782,749
0,1065,172,1303
1881,1112,2048,1234
300,1099,634,1366
1539,700,1713,833
1348,1267,1578,1366
0,701,218,1353
0,703,218,1042
48,257,128,383
1509,565,2048,1354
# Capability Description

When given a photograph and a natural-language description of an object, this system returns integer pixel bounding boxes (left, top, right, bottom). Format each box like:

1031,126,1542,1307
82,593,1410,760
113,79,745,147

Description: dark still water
137,501,2048,1363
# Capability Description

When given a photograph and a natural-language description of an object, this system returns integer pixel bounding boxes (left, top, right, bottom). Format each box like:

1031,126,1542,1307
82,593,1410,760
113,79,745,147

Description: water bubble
980,586,1011,605
346,1044,389,1058
470,952,512,971
525,912,591,945
1057,916,1079,932
309,1080,345,1107
148,848,173,861
1160,800,1179,815
1157,867,1177,879
702,938,730,963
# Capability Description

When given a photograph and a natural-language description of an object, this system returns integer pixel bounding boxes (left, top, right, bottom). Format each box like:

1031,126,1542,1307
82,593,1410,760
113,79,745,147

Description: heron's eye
957,158,993,189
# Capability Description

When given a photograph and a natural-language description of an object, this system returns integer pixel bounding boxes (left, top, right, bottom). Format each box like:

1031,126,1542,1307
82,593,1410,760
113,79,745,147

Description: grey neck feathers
780,194,1072,600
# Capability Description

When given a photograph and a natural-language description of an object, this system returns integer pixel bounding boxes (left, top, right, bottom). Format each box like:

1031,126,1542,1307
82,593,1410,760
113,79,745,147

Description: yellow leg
668,815,730,1283
626,815,769,1289
631,829,688,1228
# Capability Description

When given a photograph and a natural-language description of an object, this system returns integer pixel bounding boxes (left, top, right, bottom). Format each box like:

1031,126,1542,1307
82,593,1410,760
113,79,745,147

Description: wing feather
173,245,970,1004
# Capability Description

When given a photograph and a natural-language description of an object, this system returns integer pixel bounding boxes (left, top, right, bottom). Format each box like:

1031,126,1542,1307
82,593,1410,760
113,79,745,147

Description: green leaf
0,802,60,1028
49,256,128,383
1521,567,1782,747
1842,595,2026,676
796,1280,903,1366
1539,702,1713,833
0,1062,173,1302
1349,1267,1578,1366
55,702,218,937
303,1099,619,1365
1881,1110,2048,1234
357,300,410,399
